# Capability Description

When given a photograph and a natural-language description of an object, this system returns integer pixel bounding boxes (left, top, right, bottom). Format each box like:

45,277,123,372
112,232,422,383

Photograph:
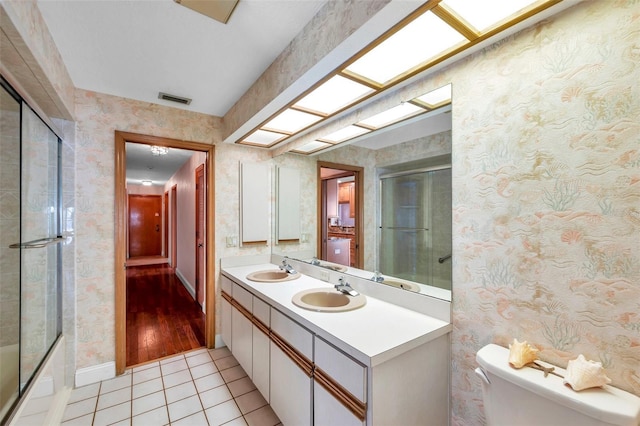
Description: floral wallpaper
446,2,640,423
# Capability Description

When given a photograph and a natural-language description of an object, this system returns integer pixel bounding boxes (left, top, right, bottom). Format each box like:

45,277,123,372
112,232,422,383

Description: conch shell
563,354,611,391
508,338,539,369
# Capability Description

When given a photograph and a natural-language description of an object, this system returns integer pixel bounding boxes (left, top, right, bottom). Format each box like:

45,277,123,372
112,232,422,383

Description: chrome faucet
310,257,321,266
371,271,384,283
280,258,297,274
334,277,359,297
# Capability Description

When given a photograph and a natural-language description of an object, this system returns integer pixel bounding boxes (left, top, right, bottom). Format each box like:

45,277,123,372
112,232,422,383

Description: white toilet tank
476,344,640,426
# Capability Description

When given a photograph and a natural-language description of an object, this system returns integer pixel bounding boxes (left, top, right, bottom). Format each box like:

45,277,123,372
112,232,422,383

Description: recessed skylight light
358,103,425,129
441,0,542,32
344,11,466,85
243,129,288,146
319,125,371,144
413,84,452,108
262,108,322,133
294,75,375,115
293,140,332,153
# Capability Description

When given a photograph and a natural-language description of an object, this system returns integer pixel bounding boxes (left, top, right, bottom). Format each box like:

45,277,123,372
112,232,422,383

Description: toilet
476,344,640,426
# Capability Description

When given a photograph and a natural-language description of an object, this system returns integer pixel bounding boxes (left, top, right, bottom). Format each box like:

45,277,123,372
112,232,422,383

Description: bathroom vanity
221,261,452,425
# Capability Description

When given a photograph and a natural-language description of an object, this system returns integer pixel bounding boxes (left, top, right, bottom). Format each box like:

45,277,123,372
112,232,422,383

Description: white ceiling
125,142,195,185
37,0,327,117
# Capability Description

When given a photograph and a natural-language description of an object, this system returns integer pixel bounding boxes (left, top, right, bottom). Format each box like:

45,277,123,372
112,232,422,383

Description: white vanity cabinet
269,308,313,426
231,283,253,378
220,276,233,351
252,297,270,401
314,337,366,426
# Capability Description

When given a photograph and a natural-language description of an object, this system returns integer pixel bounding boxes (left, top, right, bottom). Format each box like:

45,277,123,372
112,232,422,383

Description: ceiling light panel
414,84,452,107
293,75,375,115
262,108,323,133
441,0,543,32
344,11,467,85
358,103,426,129
293,140,332,154
319,125,371,144
243,129,288,146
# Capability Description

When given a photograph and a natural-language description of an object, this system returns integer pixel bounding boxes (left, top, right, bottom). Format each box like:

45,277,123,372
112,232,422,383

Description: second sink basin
246,269,300,283
292,288,366,312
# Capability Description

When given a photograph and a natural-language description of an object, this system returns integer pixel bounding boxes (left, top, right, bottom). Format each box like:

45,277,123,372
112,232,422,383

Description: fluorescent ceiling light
294,75,375,115
263,109,322,133
243,129,287,146
442,0,541,32
319,125,371,144
345,11,466,85
414,84,452,107
141,180,152,186
358,103,425,129
294,140,331,153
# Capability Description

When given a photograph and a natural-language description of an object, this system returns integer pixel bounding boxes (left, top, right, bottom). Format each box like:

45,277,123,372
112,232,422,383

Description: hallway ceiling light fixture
141,180,153,186
150,145,169,156
293,83,451,155
237,0,561,151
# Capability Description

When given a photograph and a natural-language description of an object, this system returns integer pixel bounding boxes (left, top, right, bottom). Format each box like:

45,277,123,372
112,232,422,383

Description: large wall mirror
272,84,452,301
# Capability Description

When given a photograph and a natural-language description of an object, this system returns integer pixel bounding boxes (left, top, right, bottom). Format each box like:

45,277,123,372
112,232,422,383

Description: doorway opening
317,162,364,269
115,131,215,374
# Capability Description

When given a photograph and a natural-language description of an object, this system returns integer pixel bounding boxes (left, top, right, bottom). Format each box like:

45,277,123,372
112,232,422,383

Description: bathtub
0,343,19,420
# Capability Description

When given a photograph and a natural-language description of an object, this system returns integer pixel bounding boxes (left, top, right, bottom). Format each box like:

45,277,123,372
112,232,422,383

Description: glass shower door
19,104,62,389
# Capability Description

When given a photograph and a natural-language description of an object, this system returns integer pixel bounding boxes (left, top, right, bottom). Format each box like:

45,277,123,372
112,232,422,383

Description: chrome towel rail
9,236,66,249
438,254,451,264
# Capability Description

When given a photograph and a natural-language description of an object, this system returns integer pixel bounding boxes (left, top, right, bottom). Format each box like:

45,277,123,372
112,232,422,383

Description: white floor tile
132,405,169,426
186,352,212,368
67,383,100,404
205,400,242,426
172,410,209,426
92,401,131,426
133,365,161,384
100,374,132,394
133,377,163,399
62,397,97,421
97,387,131,411
167,394,203,423
190,361,218,379
132,390,166,416
194,372,225,393
223,417,249,426
163,369,192,388
160,354,185,365
132,361,159,373
61,412,94,425
185,348,208,358
199,385,233,409
161,358,188,375
165,380,197,404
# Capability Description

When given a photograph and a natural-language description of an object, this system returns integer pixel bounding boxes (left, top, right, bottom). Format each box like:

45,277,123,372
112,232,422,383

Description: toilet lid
476,344,640,426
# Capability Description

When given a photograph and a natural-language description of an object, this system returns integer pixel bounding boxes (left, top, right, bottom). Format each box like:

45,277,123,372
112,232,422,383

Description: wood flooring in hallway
126,264,205,367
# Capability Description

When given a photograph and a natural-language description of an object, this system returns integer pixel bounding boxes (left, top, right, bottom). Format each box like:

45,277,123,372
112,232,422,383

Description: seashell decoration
563,354,612,391
508,338,539,369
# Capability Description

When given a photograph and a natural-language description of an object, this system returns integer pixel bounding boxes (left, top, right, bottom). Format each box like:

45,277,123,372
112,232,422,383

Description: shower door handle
9,236,66,249
438,254,451,264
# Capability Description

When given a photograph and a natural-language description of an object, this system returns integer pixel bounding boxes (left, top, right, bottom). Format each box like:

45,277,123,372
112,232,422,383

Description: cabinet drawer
271,308,313,361
221,275,233,295
253,296,270,326
233,283,253,312
315,337,366,403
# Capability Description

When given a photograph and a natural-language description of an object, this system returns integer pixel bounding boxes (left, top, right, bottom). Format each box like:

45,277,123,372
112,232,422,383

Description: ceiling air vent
158,92,192,105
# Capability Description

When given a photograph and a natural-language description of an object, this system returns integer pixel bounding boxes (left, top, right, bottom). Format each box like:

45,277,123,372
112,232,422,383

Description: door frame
163,190,169,257
115,131,215,374
195,164,205,308
317,161,364,268
170,184,178,269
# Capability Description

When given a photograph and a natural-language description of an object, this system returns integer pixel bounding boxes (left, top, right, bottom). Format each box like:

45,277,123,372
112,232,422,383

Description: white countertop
222,263,452,367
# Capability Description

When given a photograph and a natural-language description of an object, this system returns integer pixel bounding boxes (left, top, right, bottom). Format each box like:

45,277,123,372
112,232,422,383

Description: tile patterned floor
61,347,282,426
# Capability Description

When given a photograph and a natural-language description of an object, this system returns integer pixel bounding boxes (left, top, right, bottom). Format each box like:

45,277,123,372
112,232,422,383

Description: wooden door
128,195,162,257
195,165,205,308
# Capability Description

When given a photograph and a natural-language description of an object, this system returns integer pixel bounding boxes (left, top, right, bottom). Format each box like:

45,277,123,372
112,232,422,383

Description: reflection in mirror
274,84,452,301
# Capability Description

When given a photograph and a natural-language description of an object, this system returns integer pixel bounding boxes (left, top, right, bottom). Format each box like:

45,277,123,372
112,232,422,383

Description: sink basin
383,279,421,293
246,269,300,283
292,288,366,312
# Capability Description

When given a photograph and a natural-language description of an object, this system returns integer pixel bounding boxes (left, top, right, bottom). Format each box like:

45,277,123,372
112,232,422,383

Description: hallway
126,264,205,366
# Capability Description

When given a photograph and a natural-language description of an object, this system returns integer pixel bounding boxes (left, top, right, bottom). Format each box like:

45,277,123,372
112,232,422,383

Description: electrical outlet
318,269,330,282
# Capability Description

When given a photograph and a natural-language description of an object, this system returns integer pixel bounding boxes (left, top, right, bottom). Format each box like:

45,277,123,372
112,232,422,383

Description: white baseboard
175,268,195,299
214,334,226,349
75,361,115,387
